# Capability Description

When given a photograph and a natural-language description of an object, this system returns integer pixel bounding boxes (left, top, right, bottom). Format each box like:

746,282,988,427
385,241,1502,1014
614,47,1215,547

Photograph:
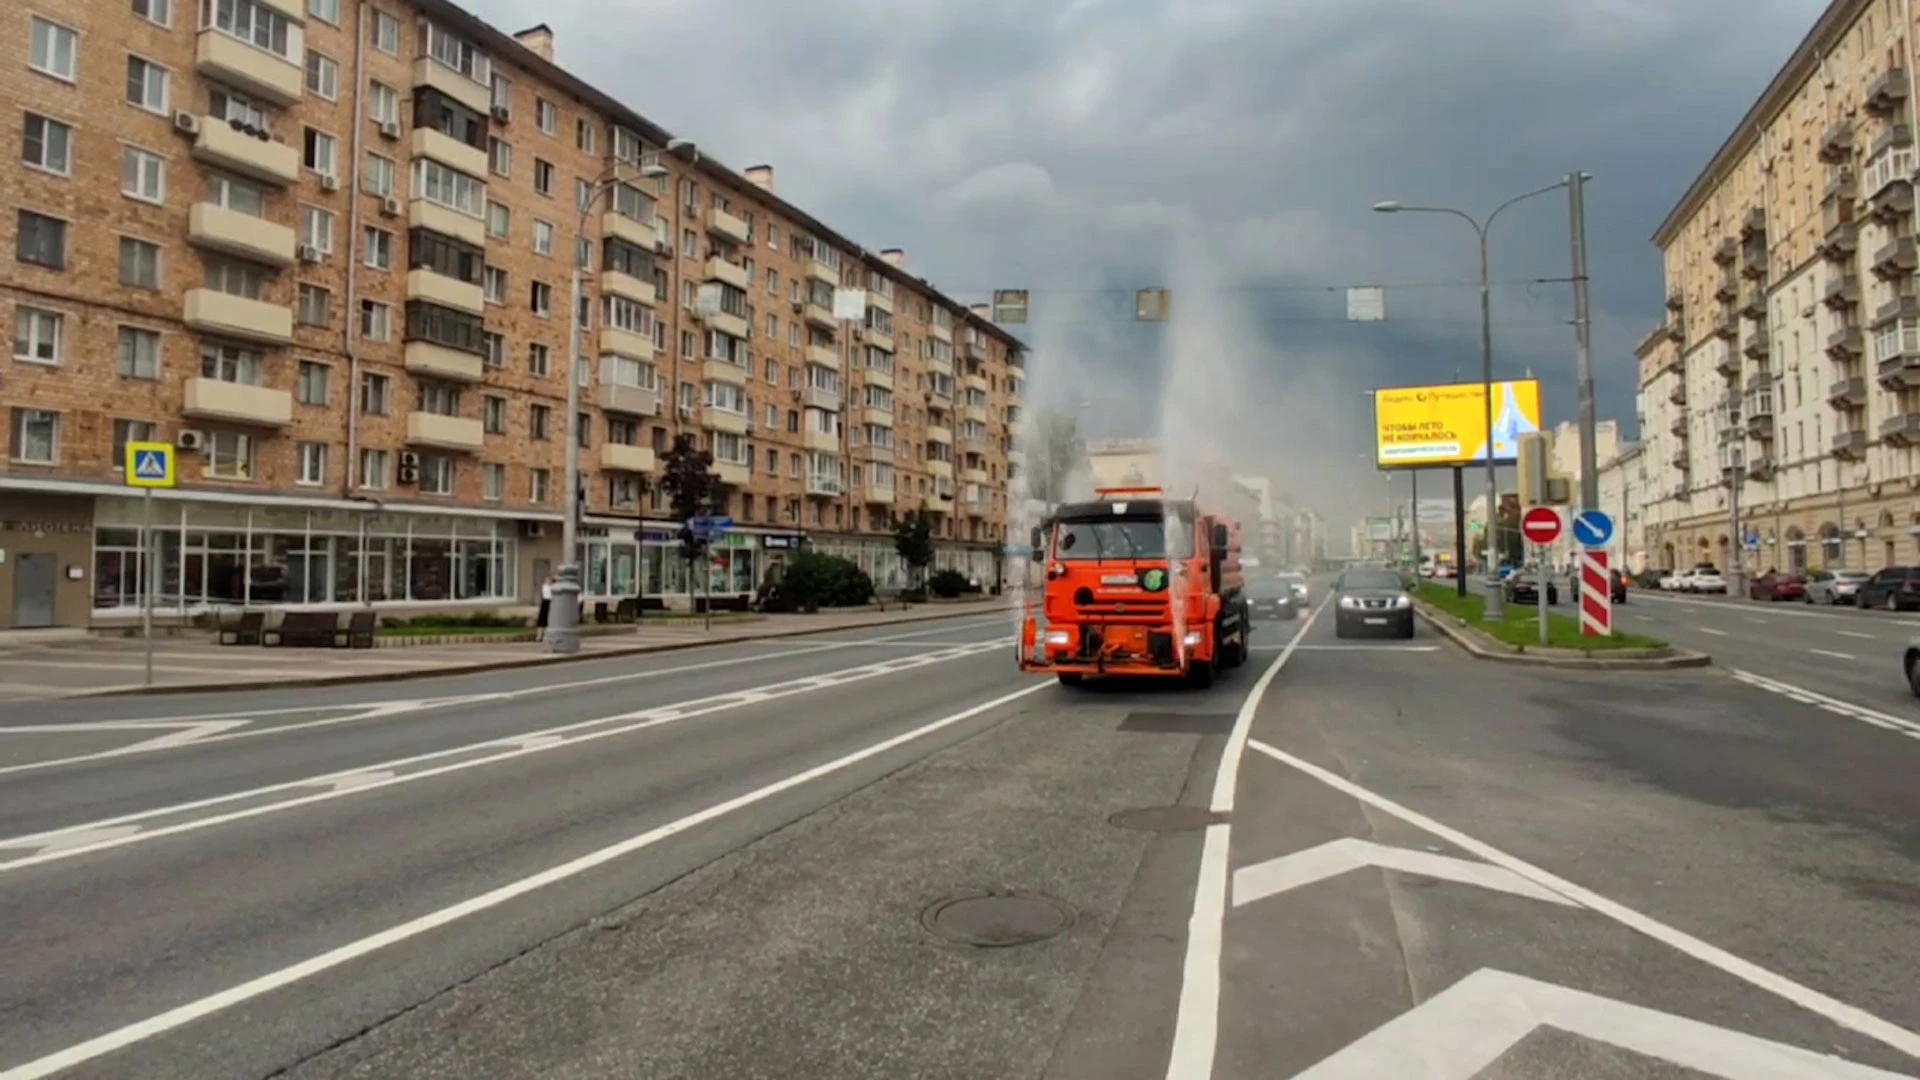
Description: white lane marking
1639,591,1920,628
1810,649,1857,661
1682,606,1700,613
0,719,248,753
0,681,1052,1080
1164,596,1326,1080
1697,627,1730,637
1746,617,1769,625
0,619,1012,780
1838,630,1878,640
1728,669,1920,742
1289,645,1439,653
1231,839,1580,909
0,642,1009,872
1244,739,1920,1060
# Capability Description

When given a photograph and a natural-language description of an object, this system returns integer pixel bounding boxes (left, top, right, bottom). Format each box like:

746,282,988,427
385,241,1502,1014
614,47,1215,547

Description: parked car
1905,639,1920,697
1657,570,1686,591
1856,566,1920,611
1687,569,1729,594
1747,573,1807,602
1805,569,1870,605
1502,572,1558,605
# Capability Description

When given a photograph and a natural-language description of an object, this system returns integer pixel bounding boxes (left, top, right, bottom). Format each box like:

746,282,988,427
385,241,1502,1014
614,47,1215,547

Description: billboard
1373,379,1542,469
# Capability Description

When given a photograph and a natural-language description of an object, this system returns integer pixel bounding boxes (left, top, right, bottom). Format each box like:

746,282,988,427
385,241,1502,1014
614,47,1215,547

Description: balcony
703,256,748,290
861,407,894,429
598,377,660,417
803,386,842,411
864,476,894,502
1746,455,1776,481
863,326,895,353
406,412,484,453
806,474,843,497
1878,350,1920,388
1713,272,1737,302
1007,446,1025,463
1824,218,1858,261
1821,122,1854,163
182,289,292,345
403,340,483,383
1868,67,1910,114
805,343,841,372
195,31,301,105
411,56,490,116
962,403,989,423
963,373,990,394
188,203,296,267
1866,167,1914,219
1828,325,1864,358
599,443,656,473
1746,397,1774,430
929,322,952,344
410,127,487,179
1742,327,1770,361
855,443,892,465
599,270,655,307
803,428,839,453
702,358,748,387
711,460,750,487
705,206,749,245
405,269,484,315
1739,289,1766,320
961,466,990,486
181,378,292,428
1874,294,1920,327
1668,382,1687,407
1823,272,1860,309
410,201,487,248
600,325,652,360
1883,413,1920,445
702,408,748,436
806,259,838,286
926,424,953,445
868,289,893,314
1739,241,1766,281
927,459,954,481
1715,349,1740,377
1873,236,1918,278
803,302,837,330
1832,428,1869,459
1713,237,1737,265
191,119,299,186
1828,376,1868,407
862,365,894,391
702,308,748,340
602,211,657,252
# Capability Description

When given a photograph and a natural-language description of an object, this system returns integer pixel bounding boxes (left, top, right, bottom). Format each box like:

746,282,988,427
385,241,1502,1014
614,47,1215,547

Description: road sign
124,442,175,488
1571,508,1613,548
687,514,734,542
1579,548,1611,638
1520,506,1562,545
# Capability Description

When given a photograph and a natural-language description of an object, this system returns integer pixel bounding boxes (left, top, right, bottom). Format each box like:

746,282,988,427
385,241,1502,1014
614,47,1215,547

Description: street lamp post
1373,178,1577,619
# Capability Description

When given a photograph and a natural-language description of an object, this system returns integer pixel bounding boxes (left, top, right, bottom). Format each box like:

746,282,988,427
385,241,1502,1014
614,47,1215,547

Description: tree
658,434,719,595
1024,409,1084,507
893,507,935,592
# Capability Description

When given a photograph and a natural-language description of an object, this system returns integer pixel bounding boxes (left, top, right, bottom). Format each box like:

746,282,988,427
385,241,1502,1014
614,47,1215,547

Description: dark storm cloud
465,0,1826,528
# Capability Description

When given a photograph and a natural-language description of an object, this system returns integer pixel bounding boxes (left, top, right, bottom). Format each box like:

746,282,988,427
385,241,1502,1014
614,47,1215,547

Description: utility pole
1569,171,1598,512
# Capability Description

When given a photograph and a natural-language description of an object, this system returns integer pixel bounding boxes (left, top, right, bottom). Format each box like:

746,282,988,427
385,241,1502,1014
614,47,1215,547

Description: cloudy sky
469,0,1825,535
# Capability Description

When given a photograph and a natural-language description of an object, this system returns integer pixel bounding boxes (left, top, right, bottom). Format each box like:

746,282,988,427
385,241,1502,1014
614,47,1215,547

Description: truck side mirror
1029,525,1044,552
1210,523,1229,549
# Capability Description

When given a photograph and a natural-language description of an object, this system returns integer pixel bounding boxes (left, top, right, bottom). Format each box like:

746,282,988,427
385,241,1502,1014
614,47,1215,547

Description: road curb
83,604,1014,699
1414,604,1712,670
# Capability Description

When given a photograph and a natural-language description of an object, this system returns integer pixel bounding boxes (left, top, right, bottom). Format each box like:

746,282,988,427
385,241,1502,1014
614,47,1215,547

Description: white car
1689,570,1728,594
1663,570,1694,592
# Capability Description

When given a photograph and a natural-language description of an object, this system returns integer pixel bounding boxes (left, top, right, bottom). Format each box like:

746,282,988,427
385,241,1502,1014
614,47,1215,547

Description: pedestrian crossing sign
124,441,175,488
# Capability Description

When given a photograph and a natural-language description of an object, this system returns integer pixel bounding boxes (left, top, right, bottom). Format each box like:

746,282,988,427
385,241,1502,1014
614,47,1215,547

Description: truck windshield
1052,518,1194,560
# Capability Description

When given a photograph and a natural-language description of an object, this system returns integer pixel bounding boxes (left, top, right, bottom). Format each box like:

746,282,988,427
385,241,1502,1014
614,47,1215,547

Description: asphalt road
2,597,1918,1079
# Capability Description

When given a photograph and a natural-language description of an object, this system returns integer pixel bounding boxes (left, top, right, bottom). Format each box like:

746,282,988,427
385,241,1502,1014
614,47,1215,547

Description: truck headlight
1183,631,1202,646
1044,630,1070,646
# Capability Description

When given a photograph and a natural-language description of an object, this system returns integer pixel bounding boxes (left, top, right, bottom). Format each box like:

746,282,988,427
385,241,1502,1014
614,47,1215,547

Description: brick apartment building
0,0,1026,628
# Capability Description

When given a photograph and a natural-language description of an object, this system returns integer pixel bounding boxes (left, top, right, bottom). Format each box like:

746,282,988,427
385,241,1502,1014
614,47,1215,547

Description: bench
341,609,375,649
265,611,341,648
218,610,266,646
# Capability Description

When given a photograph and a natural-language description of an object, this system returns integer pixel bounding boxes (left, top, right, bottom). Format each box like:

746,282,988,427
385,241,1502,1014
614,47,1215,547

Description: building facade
1639,0,1920,576
1,1,1023,628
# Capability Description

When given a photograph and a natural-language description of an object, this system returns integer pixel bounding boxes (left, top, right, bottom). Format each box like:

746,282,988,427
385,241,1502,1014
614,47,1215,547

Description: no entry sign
1520,506,1563,546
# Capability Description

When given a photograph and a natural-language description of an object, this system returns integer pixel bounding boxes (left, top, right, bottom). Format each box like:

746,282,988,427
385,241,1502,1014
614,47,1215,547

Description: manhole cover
1108,806,1227,833
922,891,1076,947
1117,712,1235,735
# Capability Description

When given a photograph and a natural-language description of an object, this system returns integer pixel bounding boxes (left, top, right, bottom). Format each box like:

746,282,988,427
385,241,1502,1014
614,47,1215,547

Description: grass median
1414,582,1666,651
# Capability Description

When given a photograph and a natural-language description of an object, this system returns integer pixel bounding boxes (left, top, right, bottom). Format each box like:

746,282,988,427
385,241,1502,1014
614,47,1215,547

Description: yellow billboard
1373,379,1542,468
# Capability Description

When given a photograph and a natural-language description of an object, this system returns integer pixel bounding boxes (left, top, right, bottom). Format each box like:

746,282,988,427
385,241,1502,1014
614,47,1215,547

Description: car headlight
1044,630,1070,646
1338,596,1359,608
1393,595,1411,608
1183,631,1202,646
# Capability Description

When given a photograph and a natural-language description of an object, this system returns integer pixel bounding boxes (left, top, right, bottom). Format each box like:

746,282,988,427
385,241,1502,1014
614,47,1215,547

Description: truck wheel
1057,673,1084,687
1186,661,1215,689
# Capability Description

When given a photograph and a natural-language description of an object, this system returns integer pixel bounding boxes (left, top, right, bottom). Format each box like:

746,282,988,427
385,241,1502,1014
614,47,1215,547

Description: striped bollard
1579,548,1611,637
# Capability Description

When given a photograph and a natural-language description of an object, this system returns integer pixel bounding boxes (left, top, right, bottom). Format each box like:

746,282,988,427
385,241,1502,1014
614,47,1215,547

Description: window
362,152,395,197
418,454,454,495
300,205,334,253
407,227,483,283
205,258,265,299
488,136,510,176
680,330,695,358
208,86,268,130
9,408,58,464
296,442,327,485
575,178,593,212
609,474,641,509
119,237,160,289
529,403,551,439
704,381,747,415
405,302,485,354
482,331,504,369
116,326,160,378
297,283,331,326
482,394,506,433
603,295,654,336
483,265,506,304
486,200,509,239
308,0,338,23
296,360,328,404
22,114,72,175
575,237,591,269
360,299,391,341
767,269,779,295
529,468,550,503
206,430,254,480
126,55,174,113
13,306,63,364
532,219,554,256
530,280,552,316
209,0,292,59
417,380,461,416
422,22,490,85
482,462,504,500
304,50,337,100
360,448,389,489
789,452,802,478
20,211,70,268
363,226,392,269
576,412,591,449
576,117,595,153
112,419,156,469
528,342,548,375
535,97,557,134
200,342,262,384
712,433,748,466
371,10,399,54
29,17,78,81
361,372,390,414
603,237,650,277
682,228,696,256
533,158,554,196
367,81,398,124
412,158,484,216
121,146,165,202
303,128,336,177
134,0,171,27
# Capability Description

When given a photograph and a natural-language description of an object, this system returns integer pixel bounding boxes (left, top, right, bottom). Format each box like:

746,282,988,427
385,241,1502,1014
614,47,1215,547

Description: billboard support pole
1409,469,1422,573
1453,465,1467,598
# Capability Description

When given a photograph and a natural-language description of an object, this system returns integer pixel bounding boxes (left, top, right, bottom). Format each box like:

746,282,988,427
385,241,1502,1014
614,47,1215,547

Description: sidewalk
0,600,1011,703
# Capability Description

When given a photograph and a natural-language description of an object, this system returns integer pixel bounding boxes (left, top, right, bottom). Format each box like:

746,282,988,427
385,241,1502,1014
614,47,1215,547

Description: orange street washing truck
1019,486,1250,687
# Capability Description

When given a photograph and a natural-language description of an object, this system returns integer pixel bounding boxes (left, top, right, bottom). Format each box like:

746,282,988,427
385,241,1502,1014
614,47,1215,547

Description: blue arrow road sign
1571,509,1613,548
687,515,734,542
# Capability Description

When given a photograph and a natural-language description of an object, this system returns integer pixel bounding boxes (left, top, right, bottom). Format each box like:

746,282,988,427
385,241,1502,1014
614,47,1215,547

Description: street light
1372,178,1574,618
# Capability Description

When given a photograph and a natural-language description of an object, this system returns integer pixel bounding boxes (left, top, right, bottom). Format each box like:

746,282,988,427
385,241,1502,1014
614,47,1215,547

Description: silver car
1805,569,1870,605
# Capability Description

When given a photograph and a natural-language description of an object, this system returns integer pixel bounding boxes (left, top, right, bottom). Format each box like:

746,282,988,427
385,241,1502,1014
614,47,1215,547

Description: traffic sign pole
142,489,154,686
124,441,176,687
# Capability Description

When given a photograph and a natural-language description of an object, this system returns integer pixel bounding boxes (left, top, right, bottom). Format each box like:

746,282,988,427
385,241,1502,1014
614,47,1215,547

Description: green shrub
780,552,874,608
928,569,971,598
